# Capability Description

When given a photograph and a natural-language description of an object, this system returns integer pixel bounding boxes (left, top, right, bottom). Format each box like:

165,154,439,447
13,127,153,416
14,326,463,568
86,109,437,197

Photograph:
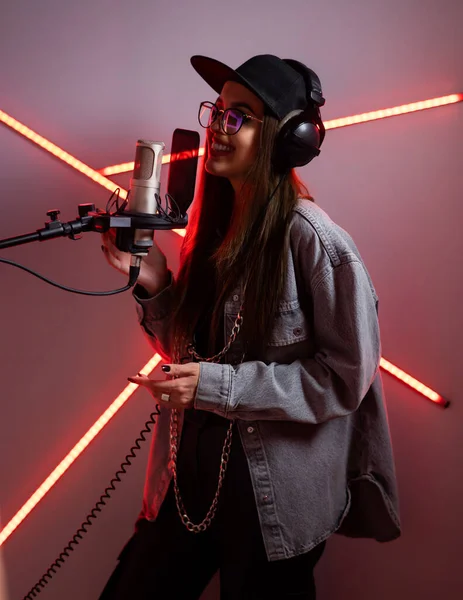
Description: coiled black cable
22,405,161,599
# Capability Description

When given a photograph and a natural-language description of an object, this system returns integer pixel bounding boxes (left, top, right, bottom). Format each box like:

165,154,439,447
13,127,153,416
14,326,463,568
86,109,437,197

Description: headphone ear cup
273,109,321,171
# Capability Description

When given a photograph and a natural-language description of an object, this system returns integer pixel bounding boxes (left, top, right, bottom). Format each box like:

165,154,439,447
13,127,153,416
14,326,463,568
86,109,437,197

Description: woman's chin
205,159,232,179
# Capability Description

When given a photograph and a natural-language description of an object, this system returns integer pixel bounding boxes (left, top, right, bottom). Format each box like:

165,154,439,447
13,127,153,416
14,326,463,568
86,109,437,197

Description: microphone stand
0,203,188,293
0,203,188,250
0,205,97,249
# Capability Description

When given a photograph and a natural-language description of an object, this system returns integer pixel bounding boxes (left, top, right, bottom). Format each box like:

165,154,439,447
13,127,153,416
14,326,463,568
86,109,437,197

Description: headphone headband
283,59,325,108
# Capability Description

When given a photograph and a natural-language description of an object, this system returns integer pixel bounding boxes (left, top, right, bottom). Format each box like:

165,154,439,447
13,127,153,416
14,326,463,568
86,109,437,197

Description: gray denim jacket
133,198,401,560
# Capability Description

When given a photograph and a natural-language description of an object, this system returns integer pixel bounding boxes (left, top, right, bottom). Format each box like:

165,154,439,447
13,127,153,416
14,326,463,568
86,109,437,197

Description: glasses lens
223,109,243,135
199,102,216,128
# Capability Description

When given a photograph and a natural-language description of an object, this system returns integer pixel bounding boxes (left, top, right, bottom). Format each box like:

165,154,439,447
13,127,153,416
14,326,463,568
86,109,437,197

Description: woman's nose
210,115,221,133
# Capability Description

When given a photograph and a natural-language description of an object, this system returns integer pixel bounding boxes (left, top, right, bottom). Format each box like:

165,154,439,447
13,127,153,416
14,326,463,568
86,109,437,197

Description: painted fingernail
161,365,171,372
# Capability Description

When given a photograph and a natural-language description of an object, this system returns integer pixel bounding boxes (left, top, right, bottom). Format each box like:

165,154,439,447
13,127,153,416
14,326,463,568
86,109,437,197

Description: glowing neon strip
0,353,448,547
325,93,462,130
0,110,187,236
100,161,135,176
380,357,449,407
100,148,205,176
99,94,462,174
0,354,162,547
0,110,128,199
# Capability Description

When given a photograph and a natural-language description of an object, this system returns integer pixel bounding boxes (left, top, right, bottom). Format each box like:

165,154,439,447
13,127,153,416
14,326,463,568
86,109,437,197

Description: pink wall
1,0,462,598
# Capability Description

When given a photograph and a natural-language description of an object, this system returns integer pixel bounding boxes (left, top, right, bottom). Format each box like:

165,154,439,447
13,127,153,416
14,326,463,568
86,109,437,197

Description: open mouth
210,141,234,156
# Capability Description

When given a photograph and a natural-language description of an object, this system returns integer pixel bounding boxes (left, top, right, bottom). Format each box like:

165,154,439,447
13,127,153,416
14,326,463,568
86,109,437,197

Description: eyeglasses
198,101,263,135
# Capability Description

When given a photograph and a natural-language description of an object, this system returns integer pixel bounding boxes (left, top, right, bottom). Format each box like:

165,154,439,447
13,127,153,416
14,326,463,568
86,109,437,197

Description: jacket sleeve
132,271,175,362
194,257,381,424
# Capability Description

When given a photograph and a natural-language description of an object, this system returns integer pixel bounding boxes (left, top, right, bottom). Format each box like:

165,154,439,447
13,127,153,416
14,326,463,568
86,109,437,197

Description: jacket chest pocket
268,299,312,347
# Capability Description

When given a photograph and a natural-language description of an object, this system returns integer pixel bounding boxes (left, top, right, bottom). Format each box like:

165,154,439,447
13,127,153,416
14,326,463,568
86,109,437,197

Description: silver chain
169,308,244,533
187,308,243,363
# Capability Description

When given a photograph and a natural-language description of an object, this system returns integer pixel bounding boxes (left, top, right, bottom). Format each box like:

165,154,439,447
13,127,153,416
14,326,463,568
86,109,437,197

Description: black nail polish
162,365,171,373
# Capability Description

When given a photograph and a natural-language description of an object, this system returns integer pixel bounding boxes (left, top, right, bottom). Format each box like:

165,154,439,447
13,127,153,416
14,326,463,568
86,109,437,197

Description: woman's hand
128,363,201,410
101,229,169,296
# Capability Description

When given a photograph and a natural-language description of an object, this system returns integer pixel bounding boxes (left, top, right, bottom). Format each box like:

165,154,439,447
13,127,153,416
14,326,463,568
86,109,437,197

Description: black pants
99,416,326,600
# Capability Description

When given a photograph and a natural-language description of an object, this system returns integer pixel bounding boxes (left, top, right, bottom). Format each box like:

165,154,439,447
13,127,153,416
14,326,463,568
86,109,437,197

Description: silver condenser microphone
116,139,165,256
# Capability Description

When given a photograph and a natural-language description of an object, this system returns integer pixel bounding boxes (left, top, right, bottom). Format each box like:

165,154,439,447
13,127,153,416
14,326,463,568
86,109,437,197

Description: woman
99,54,401,600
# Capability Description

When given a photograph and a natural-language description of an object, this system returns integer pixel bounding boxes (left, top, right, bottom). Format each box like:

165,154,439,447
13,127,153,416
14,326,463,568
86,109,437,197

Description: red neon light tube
324,93,462,130
0,355,162,547
0,110,186,237
380,358,449,407
99,93,462,175
0,110,128,199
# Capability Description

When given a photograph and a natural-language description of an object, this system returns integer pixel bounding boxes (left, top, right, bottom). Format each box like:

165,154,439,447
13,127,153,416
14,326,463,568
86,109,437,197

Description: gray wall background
1,0,462,598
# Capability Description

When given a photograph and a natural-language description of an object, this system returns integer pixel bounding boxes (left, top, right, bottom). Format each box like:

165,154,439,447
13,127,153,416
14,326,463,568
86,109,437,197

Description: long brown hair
172,114,314,358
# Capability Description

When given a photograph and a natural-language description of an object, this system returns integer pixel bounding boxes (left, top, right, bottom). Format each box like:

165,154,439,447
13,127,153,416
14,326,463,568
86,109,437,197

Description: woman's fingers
102,228,117,243
101,231,130,274
127,374,196,410
101,229,119,253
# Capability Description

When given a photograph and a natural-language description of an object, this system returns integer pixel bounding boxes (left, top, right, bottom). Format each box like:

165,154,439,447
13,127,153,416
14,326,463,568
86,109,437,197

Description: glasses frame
198,101,263,135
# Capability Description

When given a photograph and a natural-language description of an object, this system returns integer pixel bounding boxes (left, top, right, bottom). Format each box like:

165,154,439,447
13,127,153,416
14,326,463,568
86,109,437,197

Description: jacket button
293,327,302,336
247,426,254,434
233,294,239,302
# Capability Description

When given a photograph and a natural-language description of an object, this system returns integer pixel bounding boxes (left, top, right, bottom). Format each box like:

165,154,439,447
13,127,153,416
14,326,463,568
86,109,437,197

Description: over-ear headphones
273,59,326,172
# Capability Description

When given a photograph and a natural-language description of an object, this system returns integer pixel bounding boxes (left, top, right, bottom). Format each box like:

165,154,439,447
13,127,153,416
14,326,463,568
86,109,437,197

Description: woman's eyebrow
230,101,256,114
217,97,258,114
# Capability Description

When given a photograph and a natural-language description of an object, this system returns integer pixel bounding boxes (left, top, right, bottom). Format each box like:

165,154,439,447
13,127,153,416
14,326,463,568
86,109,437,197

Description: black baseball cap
190,54,324,121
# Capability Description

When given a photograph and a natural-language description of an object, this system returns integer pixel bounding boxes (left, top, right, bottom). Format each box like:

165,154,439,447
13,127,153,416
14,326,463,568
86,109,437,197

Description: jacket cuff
194,362,233,418
133,271,174,322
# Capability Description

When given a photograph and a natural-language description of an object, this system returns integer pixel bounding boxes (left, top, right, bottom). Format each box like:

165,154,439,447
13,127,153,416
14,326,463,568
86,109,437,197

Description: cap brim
190,55,245,96
190,55,274,115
